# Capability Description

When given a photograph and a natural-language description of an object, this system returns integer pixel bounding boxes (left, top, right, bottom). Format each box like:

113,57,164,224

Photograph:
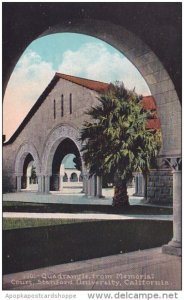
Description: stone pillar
89,175,96,196
16,175,22,192
41,176,45,193
87,177,92,196
96,176,102,198
83,174,88,195
37,175,42,193
44,175,50,194
162,158,181,256
135,175,138,194
59,176,63,191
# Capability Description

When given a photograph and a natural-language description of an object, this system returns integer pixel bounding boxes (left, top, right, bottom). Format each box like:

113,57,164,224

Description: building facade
3,72,171,203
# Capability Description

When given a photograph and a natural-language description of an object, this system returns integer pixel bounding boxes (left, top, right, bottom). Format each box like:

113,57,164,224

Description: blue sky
62,154,76,169
3,33,150,140
30,33,116,69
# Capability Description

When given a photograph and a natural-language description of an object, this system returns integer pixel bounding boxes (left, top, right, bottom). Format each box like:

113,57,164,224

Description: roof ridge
55,72,109,85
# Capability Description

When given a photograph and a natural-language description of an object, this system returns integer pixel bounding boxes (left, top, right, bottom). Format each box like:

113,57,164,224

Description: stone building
3,72,170,203
3,73,109,197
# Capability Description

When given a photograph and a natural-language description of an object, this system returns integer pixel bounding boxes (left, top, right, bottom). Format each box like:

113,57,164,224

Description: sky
62,154,76,169
3,33,151,140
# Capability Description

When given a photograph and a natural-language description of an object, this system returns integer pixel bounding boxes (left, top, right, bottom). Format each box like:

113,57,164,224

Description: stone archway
4,18,181,158
41,124,85,193
41,124,82,175
14,142,41,192
4,15,181,255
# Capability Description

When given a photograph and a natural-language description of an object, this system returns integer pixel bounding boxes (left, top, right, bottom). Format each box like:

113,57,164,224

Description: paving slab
3,247,181,290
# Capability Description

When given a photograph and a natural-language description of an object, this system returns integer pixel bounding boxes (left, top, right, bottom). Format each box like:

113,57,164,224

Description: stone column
90,175,96,197
16,175,22,192
162,158,181,256
44,175,50,194
134,173,138,195
87,177,92,196
83,173,88,195
96,176,102,198
37,175,42,193
59,176,63,192
41,176,45,193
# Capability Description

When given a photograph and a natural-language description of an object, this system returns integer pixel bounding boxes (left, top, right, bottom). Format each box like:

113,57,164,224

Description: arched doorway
41,124,84,194
22,155,38,191
70,173,78,182
14,143,41,192
50,138,82,192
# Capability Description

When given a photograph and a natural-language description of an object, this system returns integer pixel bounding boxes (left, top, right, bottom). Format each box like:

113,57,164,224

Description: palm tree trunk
112,179,129,208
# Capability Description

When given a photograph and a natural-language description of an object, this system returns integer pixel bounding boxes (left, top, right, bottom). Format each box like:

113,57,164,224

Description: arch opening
49,138,83,193
21,154,38,191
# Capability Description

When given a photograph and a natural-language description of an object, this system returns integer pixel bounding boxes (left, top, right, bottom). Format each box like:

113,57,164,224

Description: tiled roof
140,95,160,130
140,95,157,110
147,119,161,130
56,73,109,93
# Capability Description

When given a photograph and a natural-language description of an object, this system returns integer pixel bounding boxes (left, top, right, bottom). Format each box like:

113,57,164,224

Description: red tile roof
146,119,161,130
140,95,157,110
56,72,109,93
140,95,160,130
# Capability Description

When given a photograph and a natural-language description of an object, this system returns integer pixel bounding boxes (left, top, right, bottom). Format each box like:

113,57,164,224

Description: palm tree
80,82,161,208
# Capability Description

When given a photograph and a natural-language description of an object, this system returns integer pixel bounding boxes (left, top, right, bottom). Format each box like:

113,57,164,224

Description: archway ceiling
2,3,181,101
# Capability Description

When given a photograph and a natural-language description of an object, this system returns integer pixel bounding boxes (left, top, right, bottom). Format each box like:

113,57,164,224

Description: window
69,93,72,114
61,95,64,117
53,99,56,119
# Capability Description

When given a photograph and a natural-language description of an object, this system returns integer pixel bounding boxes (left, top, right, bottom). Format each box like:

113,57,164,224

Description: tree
80,82,161,208
31,165,37,184
73,155,82,171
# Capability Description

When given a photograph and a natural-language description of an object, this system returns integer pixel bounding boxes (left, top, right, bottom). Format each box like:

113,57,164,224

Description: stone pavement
3,212,172,221
3,188,172,221
3,247,181,290
3,188,136,206
3,188,171,208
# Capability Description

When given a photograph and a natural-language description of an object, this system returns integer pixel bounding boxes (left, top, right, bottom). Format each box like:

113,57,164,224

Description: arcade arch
41,124,85,194
22,154,38,191
50,139,82,192
14,143,41,192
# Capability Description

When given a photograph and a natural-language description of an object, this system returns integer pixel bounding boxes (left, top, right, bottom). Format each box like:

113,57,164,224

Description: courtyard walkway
3,188,172,221
3,212,172,221
3,247,181,290
3,187,171,208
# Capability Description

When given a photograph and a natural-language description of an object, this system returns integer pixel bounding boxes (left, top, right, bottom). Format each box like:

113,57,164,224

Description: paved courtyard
3,187,171,207
3,187,172,221
3,247,181,290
